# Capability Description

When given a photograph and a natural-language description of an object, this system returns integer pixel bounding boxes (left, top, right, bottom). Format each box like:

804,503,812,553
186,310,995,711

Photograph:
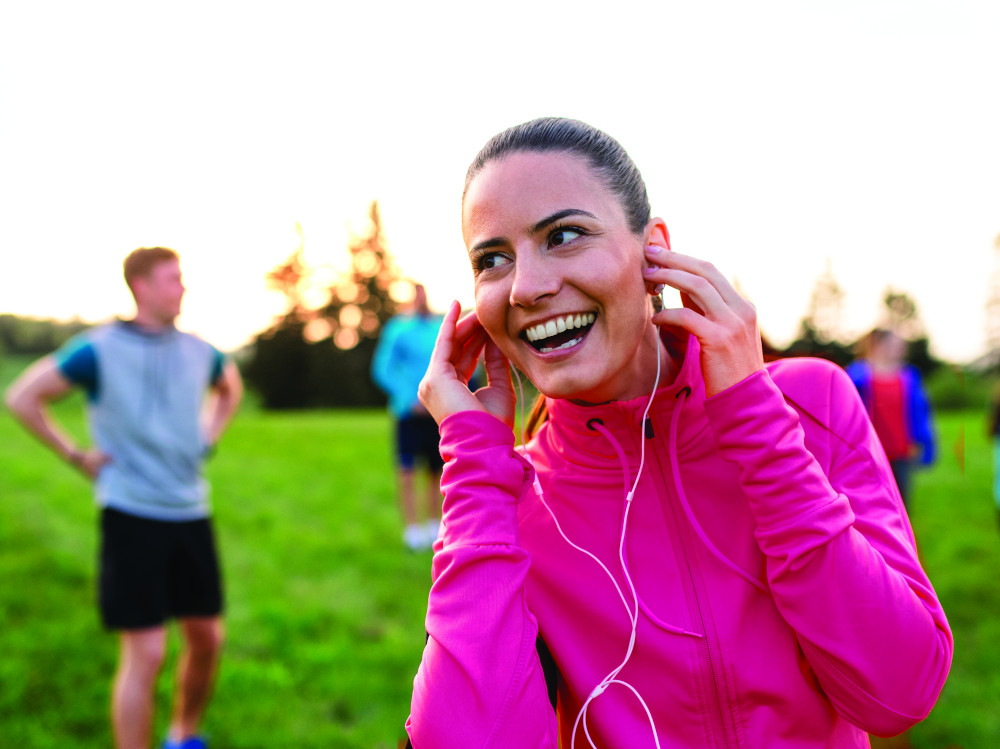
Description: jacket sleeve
406,411,558,749
906,366,936,466
703,364,952,737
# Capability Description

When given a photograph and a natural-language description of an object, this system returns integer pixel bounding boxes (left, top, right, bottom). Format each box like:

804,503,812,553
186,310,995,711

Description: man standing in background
5,247,243,749
371,282,444,551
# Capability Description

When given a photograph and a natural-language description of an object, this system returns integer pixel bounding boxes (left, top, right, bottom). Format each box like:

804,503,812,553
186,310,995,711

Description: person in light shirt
5,247,242,749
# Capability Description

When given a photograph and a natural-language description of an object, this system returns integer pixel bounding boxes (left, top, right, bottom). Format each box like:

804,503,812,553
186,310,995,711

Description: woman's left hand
643,245,764,397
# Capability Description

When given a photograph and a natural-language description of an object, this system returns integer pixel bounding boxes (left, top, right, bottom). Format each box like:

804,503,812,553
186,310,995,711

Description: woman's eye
479,253,511,271
550,228,582,247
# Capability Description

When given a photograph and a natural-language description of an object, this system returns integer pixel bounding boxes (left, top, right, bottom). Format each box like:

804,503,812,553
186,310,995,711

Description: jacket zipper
652,440,739,748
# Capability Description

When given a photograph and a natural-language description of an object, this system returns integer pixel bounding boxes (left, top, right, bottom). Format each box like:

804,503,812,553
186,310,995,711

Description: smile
522,312,596,353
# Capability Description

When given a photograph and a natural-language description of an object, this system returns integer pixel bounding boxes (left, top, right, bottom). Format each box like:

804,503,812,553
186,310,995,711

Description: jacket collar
536,331,707,468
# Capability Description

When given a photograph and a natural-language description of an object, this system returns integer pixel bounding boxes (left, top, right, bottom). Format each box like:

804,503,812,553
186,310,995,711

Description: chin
527,369,609,404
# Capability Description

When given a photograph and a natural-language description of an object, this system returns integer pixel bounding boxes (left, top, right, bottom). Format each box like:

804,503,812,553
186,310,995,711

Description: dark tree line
776,263,941,377
0,314,90,357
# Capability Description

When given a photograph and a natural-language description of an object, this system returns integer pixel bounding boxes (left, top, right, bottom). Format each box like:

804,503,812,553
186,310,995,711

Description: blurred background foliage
2,207,995,414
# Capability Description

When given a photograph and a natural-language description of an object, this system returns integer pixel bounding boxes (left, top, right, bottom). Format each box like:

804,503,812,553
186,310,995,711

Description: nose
508,249,561,308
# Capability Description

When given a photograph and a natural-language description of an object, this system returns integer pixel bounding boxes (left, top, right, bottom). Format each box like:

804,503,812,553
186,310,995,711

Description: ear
129,275,152,305
643,217,671,252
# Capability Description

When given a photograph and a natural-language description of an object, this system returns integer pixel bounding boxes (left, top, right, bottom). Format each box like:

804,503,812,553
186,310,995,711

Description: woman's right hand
419,300,515,429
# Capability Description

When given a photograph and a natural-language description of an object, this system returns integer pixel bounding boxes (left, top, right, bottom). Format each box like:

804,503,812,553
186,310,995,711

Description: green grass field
1,354,998,748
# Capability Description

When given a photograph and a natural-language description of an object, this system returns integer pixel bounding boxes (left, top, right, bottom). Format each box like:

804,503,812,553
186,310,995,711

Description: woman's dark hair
464,117,651,235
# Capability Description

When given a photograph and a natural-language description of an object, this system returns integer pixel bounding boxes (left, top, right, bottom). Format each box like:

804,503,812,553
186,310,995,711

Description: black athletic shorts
99,507,224,630
396,414,444,471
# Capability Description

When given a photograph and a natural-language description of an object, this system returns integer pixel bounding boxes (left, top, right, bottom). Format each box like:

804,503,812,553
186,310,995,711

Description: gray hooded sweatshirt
56,320,224,521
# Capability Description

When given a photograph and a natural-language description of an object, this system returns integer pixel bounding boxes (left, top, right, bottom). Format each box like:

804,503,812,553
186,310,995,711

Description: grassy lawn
1,355,429,748
1,352,997,747
902,407,1000,749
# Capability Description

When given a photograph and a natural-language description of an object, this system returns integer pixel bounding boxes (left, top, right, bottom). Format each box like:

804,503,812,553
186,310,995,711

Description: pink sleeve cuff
438,411,534,548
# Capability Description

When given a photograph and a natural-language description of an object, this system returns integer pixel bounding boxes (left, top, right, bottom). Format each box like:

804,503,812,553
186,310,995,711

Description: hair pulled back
464,117,651,235
465,118,653,439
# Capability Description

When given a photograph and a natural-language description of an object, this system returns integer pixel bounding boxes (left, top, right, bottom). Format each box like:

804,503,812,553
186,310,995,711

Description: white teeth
524,313,595,347
539,336,584,353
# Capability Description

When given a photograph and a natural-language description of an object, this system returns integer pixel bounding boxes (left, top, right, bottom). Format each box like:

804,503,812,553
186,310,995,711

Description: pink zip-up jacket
407,334,952,748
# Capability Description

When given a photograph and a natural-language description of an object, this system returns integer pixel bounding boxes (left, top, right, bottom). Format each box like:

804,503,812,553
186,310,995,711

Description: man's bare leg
112,626,167,749
424,468,443,545
399,466,426,549
166,616,225,743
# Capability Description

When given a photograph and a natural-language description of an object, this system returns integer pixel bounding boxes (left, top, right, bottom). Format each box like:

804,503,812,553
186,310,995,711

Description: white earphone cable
511,327,665,749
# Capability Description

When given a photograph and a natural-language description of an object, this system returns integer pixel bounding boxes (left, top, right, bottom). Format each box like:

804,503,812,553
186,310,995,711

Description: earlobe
644,218,671,252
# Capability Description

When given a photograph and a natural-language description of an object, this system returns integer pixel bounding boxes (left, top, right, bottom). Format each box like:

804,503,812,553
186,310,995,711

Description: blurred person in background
371,282,445,551
846,328,936,508
4,247,243,749
988,384,1000,529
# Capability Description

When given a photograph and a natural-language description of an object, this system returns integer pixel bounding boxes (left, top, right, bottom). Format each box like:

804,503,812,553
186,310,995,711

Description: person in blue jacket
371,282,445,550
846,328,936,507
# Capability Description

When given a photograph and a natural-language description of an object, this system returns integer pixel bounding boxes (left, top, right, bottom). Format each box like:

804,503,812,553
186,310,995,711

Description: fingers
429,300,463,367
452,312,488,384
419,301,491,425
643,246,753,321
642,246,763,396
428,301,486,380
478,338,516,428
483,338,512,390
79,450,111,480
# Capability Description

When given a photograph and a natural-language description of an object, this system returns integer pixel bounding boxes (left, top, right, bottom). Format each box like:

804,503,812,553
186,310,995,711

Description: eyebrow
471,209,599,253
531,208,597,233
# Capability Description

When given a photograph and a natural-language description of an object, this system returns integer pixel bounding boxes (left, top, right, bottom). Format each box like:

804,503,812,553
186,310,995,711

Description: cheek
474,282,522,355
602,252,647,302
603,259,652,331
474,281,504,335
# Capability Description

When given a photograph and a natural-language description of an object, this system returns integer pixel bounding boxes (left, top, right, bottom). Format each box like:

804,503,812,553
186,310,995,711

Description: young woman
406,118,952,748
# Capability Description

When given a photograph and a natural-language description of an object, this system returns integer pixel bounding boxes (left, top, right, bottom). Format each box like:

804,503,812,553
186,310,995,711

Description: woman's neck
570,324,679,406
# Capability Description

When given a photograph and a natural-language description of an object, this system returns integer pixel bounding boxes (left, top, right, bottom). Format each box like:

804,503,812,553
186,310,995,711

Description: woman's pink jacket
407,334,952,748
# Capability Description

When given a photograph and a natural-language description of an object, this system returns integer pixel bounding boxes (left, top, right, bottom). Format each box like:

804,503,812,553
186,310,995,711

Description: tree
805,259,845,345
0,314,91,357
263,223,310,323
880,287,924,340
243,202,407,409
316,201,402,351
783,261,853,365
982,233,1000,372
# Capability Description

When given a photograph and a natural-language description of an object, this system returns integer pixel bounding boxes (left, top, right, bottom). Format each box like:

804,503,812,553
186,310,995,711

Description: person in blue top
371,282,445,551
845,328,936,508
5,247,243,749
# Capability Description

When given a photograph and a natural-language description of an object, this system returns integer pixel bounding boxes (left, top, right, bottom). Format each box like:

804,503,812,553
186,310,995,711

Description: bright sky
2,1,998,363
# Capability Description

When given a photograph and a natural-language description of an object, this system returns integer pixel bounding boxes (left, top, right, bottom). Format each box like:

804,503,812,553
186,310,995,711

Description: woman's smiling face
462,150,660,404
